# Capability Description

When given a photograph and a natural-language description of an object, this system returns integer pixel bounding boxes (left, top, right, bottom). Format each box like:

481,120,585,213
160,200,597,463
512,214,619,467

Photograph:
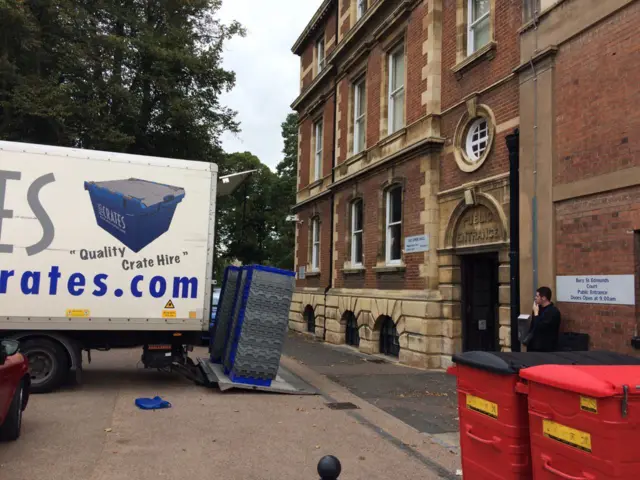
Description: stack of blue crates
209,266,241,363
222,265,295,387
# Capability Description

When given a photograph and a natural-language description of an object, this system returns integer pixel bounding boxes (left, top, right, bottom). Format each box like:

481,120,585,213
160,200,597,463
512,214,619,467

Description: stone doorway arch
377,315,400,357
343,311,360,347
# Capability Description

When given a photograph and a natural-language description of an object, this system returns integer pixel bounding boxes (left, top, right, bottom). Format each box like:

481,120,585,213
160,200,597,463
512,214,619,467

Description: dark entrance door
462,253,499,351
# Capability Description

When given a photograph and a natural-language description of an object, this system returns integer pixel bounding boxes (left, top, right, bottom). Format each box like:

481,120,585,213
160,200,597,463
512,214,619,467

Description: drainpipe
323,94,336,342
530,6,540,307
506,128,521,352
323,12,339,342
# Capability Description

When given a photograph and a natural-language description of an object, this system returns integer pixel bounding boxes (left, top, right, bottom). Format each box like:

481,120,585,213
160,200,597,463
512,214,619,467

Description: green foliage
0,0,244,159
215,113,298,274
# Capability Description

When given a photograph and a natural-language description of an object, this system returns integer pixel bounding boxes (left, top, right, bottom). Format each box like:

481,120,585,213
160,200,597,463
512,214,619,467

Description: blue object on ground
135,396,172,410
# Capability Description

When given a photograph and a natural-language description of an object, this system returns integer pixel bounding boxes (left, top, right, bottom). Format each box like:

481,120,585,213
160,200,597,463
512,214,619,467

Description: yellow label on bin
466,394,498,419
66,309,90,318
543,419,592,452
580,396,598,414
162,310,177,318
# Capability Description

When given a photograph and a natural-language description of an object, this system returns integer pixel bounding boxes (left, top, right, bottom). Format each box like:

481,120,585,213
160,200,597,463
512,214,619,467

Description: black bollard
317,455,341,479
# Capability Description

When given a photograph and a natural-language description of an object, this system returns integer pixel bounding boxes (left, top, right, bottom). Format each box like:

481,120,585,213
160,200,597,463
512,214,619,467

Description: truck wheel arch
7,333,81,373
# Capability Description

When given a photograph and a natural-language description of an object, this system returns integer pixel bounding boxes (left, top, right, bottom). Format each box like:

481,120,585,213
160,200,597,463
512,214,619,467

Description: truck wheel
22,339,69,394
0,381,24,441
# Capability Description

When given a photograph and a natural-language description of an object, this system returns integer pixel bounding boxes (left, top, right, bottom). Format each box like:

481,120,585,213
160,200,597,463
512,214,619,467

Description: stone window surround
343,190,366,274
381,33,408,140
351,75,368,156
453,0,497,75
453,99,497,173
308,214,322,275
466,0,491,55
314,33,327,78
355,0,369,22
376,176,407,271
311,114,324,183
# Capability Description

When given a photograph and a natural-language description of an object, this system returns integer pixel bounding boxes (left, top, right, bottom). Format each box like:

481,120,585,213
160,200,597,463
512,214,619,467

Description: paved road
0,348,460,480
283,332,460,447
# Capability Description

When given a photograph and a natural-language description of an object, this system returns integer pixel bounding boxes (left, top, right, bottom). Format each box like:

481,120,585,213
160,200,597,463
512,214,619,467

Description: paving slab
283,332,460,438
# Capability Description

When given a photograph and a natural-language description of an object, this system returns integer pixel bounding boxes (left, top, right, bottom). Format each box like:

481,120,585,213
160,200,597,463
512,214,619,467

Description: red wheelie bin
519,365,640,480
447,351,640,480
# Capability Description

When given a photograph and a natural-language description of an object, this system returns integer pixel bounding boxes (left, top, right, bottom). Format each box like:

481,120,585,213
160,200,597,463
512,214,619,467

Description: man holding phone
523,286,562,352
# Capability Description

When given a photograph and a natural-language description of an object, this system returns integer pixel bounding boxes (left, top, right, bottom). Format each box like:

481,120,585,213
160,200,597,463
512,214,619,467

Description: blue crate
224,265,295,379
210,266,241,363
84,178,185,253
228,372,272,387
222,267,249,372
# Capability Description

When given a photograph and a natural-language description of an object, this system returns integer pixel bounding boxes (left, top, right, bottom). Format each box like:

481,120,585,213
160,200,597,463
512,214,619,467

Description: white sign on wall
556,275,636,306
404,234,430,254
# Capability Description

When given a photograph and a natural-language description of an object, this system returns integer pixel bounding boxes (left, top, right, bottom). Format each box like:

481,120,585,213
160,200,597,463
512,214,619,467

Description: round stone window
453,104,496,173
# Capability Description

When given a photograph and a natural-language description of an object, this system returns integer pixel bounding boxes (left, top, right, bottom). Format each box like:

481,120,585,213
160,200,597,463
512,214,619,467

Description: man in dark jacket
524,286,562,352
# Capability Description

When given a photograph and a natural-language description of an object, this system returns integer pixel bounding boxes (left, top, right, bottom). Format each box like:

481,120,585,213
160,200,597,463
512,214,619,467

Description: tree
276,112,298,179
215,152,278,269
0,0,244,161
215,113,298,273
269,112,299,270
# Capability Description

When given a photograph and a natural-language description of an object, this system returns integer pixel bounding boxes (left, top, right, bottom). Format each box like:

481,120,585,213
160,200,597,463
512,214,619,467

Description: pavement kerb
280,355,462,479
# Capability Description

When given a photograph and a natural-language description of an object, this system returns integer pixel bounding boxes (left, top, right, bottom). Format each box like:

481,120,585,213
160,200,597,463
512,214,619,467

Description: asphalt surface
283,332,459,444
0,347,461,480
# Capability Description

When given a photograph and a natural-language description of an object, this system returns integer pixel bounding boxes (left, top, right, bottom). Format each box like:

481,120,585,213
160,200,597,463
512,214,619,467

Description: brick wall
554,1,640,185
339,0,351,39
326,10,338,56
322,94,336,177
298,118,311,190
301,43,314,90
295,197,333,290
366,46,382,148
406,0,427,125
555,186,640,354
551,1,640,354
337,78,350,165
333,157,427,291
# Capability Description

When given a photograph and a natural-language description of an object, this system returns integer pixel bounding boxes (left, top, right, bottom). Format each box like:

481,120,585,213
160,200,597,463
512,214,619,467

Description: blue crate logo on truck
84,178,185,253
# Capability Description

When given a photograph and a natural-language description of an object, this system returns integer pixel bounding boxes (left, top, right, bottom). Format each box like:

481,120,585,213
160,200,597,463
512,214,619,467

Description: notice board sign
404,235,430,254
556,275,635,306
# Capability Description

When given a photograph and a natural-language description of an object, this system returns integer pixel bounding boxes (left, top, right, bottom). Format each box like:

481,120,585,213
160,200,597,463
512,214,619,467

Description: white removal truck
0,141,247,393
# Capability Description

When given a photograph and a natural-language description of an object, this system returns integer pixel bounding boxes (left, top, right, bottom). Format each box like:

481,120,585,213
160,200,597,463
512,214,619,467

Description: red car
0,339,30,441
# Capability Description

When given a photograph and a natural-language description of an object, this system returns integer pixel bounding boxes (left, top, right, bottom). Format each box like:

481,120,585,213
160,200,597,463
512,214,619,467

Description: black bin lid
451,351,640,376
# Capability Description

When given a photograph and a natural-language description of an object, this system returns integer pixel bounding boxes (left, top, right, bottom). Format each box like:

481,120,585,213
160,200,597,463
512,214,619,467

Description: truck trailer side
0,141,218,392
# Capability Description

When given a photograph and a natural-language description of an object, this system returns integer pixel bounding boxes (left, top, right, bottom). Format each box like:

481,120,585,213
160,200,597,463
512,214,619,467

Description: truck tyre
22,339,69,394
0,381,24,441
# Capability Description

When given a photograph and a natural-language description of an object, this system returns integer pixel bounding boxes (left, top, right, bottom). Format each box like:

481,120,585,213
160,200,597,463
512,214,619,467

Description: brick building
289,0,639,365
518,0,640,354
288,0,524,369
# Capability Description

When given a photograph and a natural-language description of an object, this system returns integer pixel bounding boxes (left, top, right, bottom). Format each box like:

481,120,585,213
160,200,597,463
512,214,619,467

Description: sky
217,1,322,170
